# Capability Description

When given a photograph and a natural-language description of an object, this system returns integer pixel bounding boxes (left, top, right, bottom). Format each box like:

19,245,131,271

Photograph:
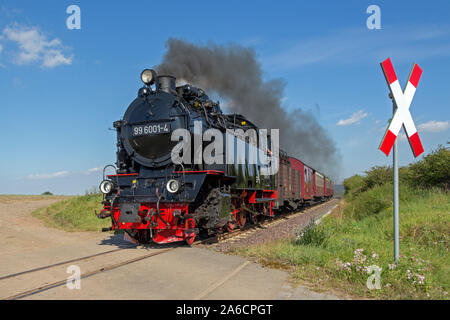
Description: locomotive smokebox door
118,203,141,223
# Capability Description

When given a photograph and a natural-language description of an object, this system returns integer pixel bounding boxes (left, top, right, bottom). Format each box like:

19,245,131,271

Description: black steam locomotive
97,69,333,244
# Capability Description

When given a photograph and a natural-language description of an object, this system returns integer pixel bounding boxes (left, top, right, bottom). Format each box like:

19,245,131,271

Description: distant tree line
344,145,449,197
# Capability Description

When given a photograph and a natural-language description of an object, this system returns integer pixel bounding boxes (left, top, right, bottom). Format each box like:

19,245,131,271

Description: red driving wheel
237,211,246,228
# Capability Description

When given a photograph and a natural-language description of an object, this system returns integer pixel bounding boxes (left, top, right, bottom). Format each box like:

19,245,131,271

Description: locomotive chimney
157,75,176,94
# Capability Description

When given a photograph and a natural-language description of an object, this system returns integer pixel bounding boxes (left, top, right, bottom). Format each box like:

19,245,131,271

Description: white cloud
0,35,3,65
2,24,72,68
387,121,448,144
265,25,450,69
86,167,102,174
337,110,368,126
28,171,69,180
417,120,449,133
42,49,72,68
25,167,104,180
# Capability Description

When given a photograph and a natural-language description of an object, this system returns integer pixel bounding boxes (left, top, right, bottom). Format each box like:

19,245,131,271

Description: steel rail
0,246,137,281
4,248,174,300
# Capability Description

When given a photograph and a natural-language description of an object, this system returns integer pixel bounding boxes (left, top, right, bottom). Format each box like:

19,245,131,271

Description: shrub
41,191,53,196
363,166,392,191
343,146,449,202
407,146,450,190
343,183,392,220
293,220,330,247
343,175,365,198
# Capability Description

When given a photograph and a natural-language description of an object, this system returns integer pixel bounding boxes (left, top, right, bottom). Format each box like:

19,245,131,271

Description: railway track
0,247,131,281
1,237,215,299
1,198,336,300
2,247,174,300
201,198,338,246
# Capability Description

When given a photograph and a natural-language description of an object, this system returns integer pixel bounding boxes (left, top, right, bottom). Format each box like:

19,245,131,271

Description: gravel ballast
211,198,340,252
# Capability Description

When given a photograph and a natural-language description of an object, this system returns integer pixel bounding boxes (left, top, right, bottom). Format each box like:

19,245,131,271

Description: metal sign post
392,100,400,263
380,58,424,263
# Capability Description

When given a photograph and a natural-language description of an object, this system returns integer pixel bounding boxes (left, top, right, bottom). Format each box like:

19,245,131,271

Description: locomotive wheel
185,218,196,245
237,211,246,228
226,221,237,232
251,213,259,225
137,230,151,244
128,230,150,244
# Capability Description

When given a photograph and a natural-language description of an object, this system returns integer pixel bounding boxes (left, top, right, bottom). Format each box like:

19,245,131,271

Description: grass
233,188,449,299
32,193,111,232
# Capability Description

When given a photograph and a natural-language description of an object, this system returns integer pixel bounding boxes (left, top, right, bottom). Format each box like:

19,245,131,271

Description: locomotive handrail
172,170,224,175
107,173,138,177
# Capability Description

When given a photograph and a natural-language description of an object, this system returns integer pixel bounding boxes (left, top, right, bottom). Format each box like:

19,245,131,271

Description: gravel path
211,198,340,252
0,196,109,255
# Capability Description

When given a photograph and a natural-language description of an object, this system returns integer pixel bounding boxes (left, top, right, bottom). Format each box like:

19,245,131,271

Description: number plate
131,122,171,136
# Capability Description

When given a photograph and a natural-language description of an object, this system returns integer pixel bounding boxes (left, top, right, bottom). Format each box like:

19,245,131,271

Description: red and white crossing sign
379,58,424,157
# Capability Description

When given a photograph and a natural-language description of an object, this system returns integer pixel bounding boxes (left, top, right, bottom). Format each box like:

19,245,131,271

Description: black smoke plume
157,38,340,179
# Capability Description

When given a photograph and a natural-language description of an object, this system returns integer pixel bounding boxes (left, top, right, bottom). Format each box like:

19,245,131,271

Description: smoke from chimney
156,38,341,180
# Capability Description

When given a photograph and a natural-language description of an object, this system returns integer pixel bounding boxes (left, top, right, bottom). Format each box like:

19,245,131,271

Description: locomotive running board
253,197,277,203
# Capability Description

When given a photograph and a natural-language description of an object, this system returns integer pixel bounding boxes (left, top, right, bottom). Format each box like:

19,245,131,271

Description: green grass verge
32,193,111,232
233,188,449,299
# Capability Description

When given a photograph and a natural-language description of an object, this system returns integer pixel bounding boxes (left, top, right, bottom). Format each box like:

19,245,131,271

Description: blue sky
0,0,449,195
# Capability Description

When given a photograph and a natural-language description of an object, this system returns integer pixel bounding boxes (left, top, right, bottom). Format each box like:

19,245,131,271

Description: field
0,194,69,204
32,193,110,232
233,147,450,299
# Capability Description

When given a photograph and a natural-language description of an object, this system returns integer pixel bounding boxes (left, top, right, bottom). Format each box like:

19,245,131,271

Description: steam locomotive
97,69,333,245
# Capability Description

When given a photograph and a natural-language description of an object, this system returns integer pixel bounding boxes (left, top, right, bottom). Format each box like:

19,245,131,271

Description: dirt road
0,196,117,275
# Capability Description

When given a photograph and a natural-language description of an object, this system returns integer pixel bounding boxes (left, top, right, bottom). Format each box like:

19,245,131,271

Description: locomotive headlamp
166,179,180,193
99,180,114,194
140,69,156,86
